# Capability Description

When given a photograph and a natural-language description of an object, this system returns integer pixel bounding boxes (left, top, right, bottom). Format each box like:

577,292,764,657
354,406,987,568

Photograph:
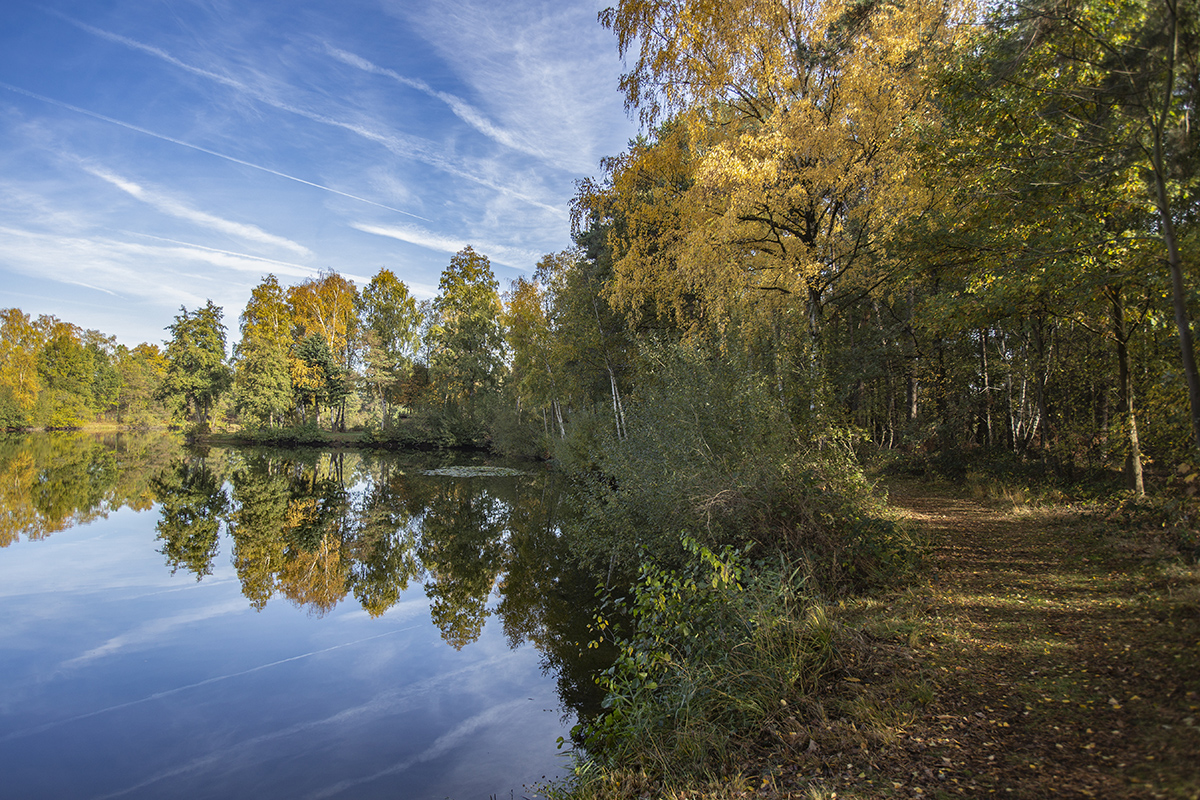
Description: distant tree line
0,308,169,429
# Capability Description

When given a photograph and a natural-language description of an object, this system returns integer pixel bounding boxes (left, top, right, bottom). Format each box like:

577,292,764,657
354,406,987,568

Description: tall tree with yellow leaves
590,0,974,403
287,271,360,431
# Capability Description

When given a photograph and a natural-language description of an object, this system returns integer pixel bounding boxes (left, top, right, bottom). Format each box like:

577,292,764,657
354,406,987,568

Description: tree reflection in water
0,434,611,726
152,453,228,579
0,432,176,547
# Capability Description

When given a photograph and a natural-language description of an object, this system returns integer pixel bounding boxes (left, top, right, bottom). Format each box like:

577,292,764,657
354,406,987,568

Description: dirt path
871,483,1200,799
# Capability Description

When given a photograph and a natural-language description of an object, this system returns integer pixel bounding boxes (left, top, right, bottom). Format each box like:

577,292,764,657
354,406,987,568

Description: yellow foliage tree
592,0,975,362
287,271,360,430
0,308,43,425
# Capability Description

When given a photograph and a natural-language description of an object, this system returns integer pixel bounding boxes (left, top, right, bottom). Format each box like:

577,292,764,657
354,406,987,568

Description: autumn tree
0,309,43,428
287,271,359,431
588,0,974,408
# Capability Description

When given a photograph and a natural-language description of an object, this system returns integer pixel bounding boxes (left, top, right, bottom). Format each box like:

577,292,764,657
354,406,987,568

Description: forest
1,0,1198,795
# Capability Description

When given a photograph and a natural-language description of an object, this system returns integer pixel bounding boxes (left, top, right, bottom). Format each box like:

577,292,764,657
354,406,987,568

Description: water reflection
153,456,229,579
0,433,610,721
0,432,175,546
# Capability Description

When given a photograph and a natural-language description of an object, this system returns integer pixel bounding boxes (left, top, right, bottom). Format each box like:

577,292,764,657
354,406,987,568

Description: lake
0,433,606,800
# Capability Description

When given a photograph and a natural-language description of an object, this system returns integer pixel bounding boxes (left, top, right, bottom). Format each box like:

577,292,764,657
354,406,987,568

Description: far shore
2,421,505,454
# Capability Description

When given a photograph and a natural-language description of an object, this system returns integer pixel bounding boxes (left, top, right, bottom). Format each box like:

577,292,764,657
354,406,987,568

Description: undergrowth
544,344,923,797
557,537,849,795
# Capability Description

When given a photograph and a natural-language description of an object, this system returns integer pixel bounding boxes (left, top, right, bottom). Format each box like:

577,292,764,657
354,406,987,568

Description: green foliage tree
290,333,347,429
888,0,1198,478
84,330,120,419
226,453,292,609
1039,0,1200,448
347,467,422,617
114,343,168,426
428,247,506,428
35,322,95,428
359,268,421,427
503,274,561,440
234,275,294,427
417,479,507,648
152,456,229,579
159,301,231,431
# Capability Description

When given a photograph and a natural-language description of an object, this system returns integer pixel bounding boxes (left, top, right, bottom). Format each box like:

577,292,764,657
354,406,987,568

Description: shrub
583,537,842,779
559,342,917,593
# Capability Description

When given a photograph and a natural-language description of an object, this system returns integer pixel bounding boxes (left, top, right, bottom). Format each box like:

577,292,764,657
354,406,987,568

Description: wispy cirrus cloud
83,165,313,257
0,226,322,305
0,81,431,221
59,599,247,669
392,0,636,175
352,221,541,269
323,44,543,159
51,13,565,215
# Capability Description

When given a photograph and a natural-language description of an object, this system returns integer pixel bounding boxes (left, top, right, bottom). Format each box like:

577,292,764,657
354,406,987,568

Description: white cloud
83,165,313,257
352,222,542,269
323,44,545,159
0,226,325,307
55,14,567,215
392,0,637,175
61,599,247,668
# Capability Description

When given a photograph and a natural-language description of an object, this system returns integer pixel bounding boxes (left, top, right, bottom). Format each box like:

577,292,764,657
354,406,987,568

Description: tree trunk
1110,286,1145,496
553,399,566,439
608,370,626,440
1032,319,1051,453
980,328,993,448
907,373,919,422
1151,141,1200,451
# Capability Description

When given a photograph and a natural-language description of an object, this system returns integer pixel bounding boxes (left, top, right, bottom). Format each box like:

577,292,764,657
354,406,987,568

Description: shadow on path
882,483,1200,800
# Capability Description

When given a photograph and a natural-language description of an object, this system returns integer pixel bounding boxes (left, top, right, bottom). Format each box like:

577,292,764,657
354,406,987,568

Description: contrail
40,14,567,217
0,81,430,222
305,698,532,799
0,625,420,743
119,232,318,277
88,656,513,800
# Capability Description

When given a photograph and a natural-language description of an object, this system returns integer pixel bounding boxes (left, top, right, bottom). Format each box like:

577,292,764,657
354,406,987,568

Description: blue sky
0,0,638,348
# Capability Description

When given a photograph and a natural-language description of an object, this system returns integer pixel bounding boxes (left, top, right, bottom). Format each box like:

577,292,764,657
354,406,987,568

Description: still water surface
0,434,602,799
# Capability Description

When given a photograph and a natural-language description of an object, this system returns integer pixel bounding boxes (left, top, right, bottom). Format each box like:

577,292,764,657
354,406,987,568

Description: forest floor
728,481,1200,800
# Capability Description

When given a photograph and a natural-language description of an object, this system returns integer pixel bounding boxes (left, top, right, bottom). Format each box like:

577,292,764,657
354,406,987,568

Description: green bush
583,537,841,779
558,342,917,593
0,388,29,430
240,422,330,446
